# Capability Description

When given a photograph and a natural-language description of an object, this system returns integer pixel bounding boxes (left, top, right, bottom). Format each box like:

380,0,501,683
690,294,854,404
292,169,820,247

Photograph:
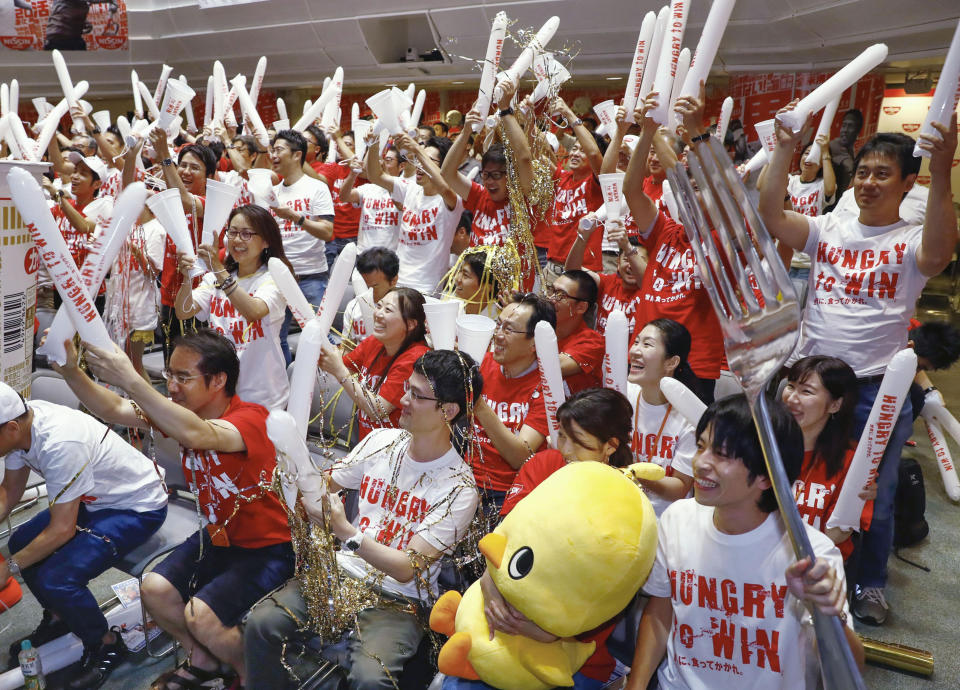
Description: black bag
894,457,929,548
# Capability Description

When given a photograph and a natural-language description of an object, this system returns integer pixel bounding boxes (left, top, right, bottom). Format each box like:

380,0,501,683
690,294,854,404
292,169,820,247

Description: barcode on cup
3,293,25,355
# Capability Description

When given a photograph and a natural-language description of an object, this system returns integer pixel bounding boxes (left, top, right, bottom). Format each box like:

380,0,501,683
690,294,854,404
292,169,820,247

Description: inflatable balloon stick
266,409,327,512
286,320,326,438
679,0,736,99
826,348,917,532
914,19,960,158
315,242,358,341
923,415,960,502
805,95,841,165
659,377,707,427
716,96,734,144
268,258,316,329
535,321,566,446
622,12,656,124
474,12,509,131
493,16,560,103
649,0,688,125
602,311,629,394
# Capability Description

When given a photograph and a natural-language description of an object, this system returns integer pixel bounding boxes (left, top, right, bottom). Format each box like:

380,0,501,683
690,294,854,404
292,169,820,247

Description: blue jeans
280,271,329,365
851,379,914,589
10,504,167,648
324,236,355,271
442,673,603,690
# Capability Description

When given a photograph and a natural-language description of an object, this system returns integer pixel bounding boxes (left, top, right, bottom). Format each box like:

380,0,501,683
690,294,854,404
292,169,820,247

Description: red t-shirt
636,211,723,379
160,196,205,307
465,182,535,291
342,336,430,439
643,175,664,204
499,448,616,682
470,354,550,491
546,166,604,270
595,273,643,339
558,321,605,394
180,396,290,548
794,447,873,560
316,162,362,239
52,200,91,270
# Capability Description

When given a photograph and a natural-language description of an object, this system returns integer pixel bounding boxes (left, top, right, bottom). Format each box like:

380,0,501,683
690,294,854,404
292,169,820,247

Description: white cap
66,151,108,182
0,382,28,426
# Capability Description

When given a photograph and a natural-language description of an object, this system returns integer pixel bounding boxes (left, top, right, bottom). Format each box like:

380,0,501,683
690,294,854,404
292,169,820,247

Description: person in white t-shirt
340,145,403,252
243,349,482,690
341,247,399,351
626,394,864,690
175,204,291,410
626,318,697,516
0,384,167,689
365,131,464,295
759,104,959,625
268,129,336,363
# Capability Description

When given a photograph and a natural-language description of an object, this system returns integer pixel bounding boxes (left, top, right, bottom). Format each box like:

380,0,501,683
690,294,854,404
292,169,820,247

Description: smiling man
243,350,482,690
626,395,864,689
56,329,293,689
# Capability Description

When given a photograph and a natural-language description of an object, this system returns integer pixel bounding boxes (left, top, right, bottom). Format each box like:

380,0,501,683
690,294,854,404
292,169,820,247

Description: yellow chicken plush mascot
429,461,663,690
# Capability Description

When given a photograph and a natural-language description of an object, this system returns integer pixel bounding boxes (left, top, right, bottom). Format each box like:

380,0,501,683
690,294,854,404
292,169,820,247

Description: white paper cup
423,301,459,350
456,314,496,364
246,168,278,207
158,77,195,131
754,118,778,155
366,89,404,135
202,178,242,245
146,188,203,278
91,110,111,132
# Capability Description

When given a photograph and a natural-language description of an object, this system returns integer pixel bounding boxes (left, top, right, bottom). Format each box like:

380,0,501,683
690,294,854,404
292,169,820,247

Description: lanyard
633,399,672,464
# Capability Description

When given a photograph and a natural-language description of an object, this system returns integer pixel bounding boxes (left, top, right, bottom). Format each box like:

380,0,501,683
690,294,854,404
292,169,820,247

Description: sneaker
7,609,70,668
852,586,889,625
66,627,129,690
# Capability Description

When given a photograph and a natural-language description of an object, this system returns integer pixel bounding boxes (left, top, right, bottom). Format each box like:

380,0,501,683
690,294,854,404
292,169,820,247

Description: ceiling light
606,76,623,80
451,80,465,84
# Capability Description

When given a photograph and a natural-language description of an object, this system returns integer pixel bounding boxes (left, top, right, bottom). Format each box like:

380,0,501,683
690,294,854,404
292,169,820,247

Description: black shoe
66,628,129,690
7,609,71,668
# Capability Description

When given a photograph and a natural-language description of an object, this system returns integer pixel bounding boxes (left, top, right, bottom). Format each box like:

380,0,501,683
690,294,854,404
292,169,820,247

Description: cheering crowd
1,37,959,690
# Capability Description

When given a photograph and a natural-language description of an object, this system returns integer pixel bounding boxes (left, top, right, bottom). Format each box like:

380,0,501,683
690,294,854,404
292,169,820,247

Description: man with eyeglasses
545,270,605,394
0,382,167,688
268,129,336,363
55,329,294,689
471,293,556,515
440,77,538,289
243,350,482,689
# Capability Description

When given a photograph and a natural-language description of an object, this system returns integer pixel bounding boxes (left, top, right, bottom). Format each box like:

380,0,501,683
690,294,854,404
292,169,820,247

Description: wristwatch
570,118,584,128
342,529,363,553
161,158,175,167
7,557,20,577
296,215,306,228
499,107,514,118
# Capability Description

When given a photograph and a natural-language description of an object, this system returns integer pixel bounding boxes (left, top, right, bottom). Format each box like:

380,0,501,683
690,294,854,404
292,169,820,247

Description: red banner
1,0,128,51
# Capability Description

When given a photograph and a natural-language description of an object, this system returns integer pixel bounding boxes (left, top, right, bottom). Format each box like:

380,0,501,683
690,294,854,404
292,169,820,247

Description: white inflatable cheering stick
266,410,327,512
659,377,707,427
493,16,560,104
648,0,688,126
474,12,509,132
535,321,566,446
914,19,960,158
804,95,841,165
623,12,657,124
602,311,629,394
679,0,736,100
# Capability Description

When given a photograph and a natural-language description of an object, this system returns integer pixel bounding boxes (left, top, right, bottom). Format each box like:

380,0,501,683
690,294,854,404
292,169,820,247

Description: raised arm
364,132,397,194
396,133,459,210
497,78,534,194
554,97,603,176
915,113,959,277
624,95,662,232
441,109,480,200
817,132,837,200
601,106,629,174
757,102,814,252
149,127,205,218
339,158,364,204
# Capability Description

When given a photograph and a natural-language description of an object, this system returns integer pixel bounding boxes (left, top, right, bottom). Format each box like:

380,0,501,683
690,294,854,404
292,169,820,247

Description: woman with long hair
782,355,874,560
317,287,430,439
626,318,698,516
174,204,292,410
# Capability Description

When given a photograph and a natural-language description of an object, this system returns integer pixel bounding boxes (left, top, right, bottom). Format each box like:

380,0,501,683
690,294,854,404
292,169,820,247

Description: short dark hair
274,129,308,165
434,121,449,135
204,137,226,163
463,251,500,297
481,143,507,170
415,350,483,424
305,124,329,156
457,211,473,236
560,269,599,307
509,292,556,338
233,134,259,157
172,328,240,397
644,318,700,394
178,143,218,179
842,108,864,132
356,247,399,280
424,136,452,165
557,388,634,467
854,132,921,180
696,394,803,513
909,321,960,370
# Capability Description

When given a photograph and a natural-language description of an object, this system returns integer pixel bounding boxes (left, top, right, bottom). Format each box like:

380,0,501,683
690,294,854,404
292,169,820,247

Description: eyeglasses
544,285,585,302
230,144,247,151
161,368,204,385
226,229,259,241
493,320,526,337
403,380,438,402
479,170,506,181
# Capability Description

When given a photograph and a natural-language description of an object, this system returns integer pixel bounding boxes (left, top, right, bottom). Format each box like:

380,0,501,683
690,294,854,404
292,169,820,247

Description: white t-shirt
786,176,833,270
192,265,289,410
391,177,464,295
273,175,335,276
830,184,928,226
5,401,167,513
646,500,852,690
355,183,401,252
114,218,166,332
627,383,695,516
795,213,928,377
331,428,479,602
342,291,375,346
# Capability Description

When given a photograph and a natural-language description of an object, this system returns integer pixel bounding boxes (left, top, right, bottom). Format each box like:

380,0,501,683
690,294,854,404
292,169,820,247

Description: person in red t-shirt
623,94,724,403
543,97,605,286
471,293,556,514
544,271,605,394
315,129,364,266
444,388,636,690
60,329,294,688
782,356,875,560
565,216,647,338
317,287,430,440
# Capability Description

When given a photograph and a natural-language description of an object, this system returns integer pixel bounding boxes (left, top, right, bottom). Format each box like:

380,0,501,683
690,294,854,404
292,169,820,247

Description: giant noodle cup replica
430,461,665,690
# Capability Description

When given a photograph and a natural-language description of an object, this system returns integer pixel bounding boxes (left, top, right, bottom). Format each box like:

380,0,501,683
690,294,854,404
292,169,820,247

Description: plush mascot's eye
507,546,534,579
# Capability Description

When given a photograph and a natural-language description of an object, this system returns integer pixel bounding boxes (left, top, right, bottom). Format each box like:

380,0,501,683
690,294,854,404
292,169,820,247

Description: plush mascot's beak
478,533,507,569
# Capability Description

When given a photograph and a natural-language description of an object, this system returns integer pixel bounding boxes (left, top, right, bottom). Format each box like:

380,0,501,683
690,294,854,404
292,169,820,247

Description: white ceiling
3,0,958,99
